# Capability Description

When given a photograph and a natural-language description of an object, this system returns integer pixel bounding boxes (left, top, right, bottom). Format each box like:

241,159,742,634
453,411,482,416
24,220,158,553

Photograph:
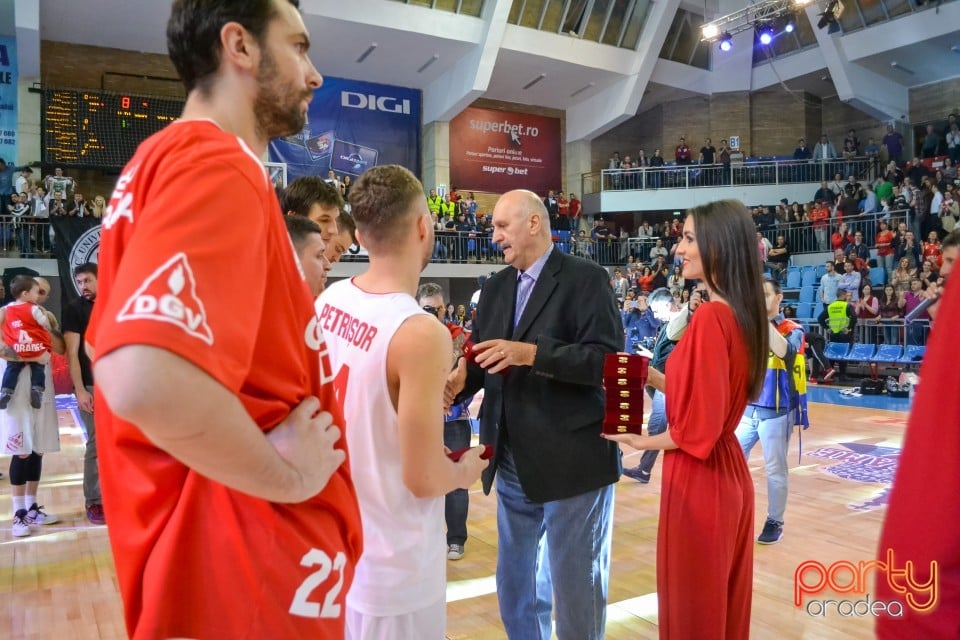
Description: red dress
662,302,754,639
876,279,960,638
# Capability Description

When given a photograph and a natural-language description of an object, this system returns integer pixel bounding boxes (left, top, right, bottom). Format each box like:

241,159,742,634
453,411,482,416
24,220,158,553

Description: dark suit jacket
459,247,624,502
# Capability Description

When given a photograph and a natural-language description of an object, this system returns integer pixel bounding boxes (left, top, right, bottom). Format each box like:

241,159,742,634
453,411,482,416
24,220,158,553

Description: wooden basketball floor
0,395,905,639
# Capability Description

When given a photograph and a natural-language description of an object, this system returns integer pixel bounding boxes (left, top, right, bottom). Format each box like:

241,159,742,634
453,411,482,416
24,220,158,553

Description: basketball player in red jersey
87,1,362,638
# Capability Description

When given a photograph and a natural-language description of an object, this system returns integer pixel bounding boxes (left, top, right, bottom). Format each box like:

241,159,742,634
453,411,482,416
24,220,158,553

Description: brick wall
750,89,807,157
710,91,751,157
821,96,886,152
41,41,182,97
590,104,663,168
909,78,960,124
661,96,711,160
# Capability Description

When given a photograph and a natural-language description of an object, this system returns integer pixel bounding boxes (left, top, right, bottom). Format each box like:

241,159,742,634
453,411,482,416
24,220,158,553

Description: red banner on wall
449,107,562,196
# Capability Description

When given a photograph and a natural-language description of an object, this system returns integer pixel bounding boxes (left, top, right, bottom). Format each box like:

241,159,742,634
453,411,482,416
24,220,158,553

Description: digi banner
268,76,421,181
449,106,562,195
0,36,18,163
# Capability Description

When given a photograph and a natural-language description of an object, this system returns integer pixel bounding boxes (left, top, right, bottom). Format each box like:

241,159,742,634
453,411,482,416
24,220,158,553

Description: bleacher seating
786,270,802,289
871,344,903,363
796,302,812,319
798,285,815,304
813,302,824,319
869,267,886,286
898,345,926,365
823,342,851,360
800,270,818,288
840,343,877,362
815,265,827,278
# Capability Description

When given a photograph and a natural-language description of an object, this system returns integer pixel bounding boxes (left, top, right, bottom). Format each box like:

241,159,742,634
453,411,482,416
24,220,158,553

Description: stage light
784,17,796,32
719,33,734,51
758,24,775,45
702,24,719,39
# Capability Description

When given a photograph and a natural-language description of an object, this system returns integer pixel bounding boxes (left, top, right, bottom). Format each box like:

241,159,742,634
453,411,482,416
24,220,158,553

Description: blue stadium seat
795,302,812,318
823,342,851,360
786,270,802,289
798,285,815,304
813,302,824,320
816,264,827,278
871,344,903,363
557,241,570,254
869,267,886,286
557,230,571,241
801,270,818,288
898,345,926,364
841,343,876,361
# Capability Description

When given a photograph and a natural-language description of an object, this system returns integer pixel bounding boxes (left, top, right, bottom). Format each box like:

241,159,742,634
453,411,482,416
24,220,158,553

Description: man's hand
444,357,467,411
472,339,536,374
646,366,666,393
454,446,489,490
266,397,346,503
76,386,94,413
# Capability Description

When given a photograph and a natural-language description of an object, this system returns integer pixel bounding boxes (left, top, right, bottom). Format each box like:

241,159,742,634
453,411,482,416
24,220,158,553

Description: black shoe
30,387,43,409
0,389,12,410
622,466,651,484
757,518,783,545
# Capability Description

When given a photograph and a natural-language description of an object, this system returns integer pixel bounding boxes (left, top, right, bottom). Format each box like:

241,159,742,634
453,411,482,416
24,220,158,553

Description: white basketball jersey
316,279,446,617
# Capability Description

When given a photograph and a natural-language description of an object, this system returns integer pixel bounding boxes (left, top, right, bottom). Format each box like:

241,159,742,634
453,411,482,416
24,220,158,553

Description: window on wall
383,0,486,16
507,0,651,49
658,9,711,70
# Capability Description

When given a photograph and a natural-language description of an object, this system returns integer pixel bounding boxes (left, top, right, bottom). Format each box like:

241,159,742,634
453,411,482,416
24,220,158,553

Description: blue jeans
735,408,791,523
495,446,614,640
444,419,471,545
634,389,666,474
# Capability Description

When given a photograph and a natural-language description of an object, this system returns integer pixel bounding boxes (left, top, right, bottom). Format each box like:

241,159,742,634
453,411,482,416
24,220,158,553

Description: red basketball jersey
2,302,51,355
88,120,362,639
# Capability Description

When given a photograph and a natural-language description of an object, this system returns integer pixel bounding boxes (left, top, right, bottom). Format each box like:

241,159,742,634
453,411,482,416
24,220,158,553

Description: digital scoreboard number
43,88,183,168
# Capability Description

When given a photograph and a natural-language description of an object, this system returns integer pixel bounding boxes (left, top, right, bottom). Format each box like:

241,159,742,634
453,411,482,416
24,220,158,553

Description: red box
602,354,648,436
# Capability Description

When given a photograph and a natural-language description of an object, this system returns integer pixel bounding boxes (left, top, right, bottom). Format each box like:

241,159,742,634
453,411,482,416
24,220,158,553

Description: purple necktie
514,272,534,329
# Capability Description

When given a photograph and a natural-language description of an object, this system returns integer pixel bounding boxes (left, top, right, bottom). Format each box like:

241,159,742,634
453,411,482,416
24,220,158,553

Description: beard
253,47,312,140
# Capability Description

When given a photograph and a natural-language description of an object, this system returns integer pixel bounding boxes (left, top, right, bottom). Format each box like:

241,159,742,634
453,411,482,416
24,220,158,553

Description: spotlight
719,33,733,51
758,24,775,45
702,24,719,40
784,17,796,33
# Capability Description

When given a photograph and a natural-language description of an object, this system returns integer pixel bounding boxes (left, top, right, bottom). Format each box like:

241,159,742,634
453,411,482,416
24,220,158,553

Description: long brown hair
687,200,768,399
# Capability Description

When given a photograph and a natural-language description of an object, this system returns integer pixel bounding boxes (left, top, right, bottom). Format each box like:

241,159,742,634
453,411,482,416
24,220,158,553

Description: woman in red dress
606,200,768,639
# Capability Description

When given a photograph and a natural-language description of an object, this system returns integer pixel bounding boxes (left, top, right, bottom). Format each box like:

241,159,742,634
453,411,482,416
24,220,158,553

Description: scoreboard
43,88,183,168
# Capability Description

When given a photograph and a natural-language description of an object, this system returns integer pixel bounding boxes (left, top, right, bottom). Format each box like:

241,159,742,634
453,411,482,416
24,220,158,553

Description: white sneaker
25,503,58,526
12,509,30,537
447,544,465,561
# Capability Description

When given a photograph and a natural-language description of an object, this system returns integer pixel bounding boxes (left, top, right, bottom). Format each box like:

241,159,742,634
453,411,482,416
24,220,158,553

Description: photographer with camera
622,285,707,483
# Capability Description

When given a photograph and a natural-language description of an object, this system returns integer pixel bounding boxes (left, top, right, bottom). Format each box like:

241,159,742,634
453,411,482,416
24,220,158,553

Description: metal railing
0,216,54,258
802,319,931,351
758,209,911,256
583,157,877,195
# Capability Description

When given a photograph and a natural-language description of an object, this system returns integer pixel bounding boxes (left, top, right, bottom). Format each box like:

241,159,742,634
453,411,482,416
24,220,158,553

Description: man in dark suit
445,190,623,639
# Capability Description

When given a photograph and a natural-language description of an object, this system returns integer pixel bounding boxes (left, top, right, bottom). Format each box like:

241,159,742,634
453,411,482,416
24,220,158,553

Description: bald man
446,190,623,639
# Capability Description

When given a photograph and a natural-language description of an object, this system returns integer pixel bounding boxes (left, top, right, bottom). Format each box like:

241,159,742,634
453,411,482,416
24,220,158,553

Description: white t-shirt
316,279,446,617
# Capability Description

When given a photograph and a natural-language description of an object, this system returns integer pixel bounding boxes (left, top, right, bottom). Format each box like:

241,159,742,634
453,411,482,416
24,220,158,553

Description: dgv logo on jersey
341,91,412,115
117,253,214,345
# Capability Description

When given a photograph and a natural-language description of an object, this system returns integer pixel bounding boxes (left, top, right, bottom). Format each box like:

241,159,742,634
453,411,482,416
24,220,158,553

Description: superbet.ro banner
449,106,561,196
